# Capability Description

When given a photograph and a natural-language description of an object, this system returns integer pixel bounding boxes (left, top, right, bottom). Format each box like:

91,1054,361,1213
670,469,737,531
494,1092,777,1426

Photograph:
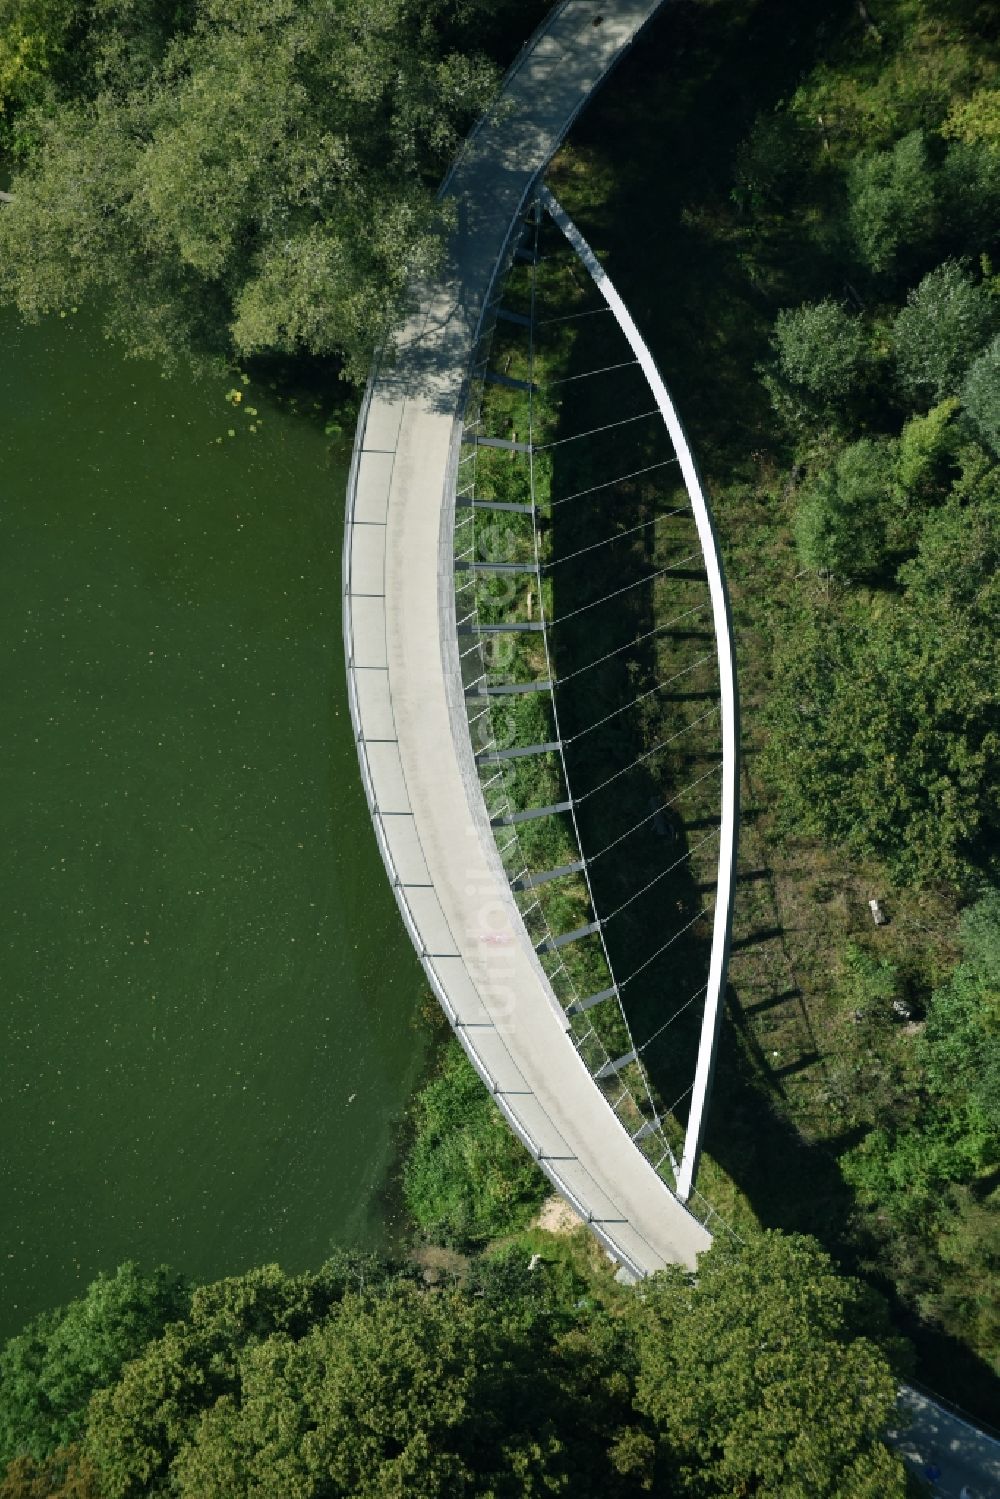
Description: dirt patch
409,1243,470,1284
532,1193,583,1235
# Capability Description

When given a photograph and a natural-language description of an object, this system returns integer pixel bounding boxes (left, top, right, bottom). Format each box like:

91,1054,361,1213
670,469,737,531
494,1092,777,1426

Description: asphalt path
888,1387,1000,1498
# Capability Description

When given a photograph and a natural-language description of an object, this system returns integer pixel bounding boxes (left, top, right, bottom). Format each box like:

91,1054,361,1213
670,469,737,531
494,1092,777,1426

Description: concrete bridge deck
344,0,712,1274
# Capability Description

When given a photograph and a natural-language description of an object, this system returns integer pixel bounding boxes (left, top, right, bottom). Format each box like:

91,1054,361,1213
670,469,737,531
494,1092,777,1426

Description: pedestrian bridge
343,0,737,1275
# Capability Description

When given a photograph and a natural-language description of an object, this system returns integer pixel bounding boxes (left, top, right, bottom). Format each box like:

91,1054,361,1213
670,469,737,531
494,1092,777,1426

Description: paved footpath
344,0,712,1275
887,1387,1000,1498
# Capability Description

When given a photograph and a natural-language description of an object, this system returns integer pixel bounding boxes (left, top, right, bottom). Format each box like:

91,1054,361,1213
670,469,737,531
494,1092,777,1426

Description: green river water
0,309,429,1338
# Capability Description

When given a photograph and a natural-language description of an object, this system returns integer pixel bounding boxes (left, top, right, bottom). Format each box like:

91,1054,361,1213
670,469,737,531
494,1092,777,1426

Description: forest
0,0,996,1488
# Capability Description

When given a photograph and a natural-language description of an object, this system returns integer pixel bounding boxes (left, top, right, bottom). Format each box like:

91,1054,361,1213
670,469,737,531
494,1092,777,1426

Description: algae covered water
0,309,428,1337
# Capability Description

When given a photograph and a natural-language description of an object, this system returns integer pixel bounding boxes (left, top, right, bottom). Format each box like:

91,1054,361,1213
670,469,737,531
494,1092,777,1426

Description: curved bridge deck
344,0,712,1274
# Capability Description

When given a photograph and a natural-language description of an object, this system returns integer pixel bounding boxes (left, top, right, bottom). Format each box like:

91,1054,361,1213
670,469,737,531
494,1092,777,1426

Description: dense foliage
747,30,1000,892
403,1040,547,1246
0,0,507,376
0,1235,906,1498
0,1264,189,1468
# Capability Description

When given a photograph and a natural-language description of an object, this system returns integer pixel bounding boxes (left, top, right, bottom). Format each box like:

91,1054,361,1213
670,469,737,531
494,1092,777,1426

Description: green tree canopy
0,0,497,376
794,439,893,577
630,1232,906,1499
892,260,995,404
766,479,999,887
0,1264,188,1468
772,299,869,403
848,129,937,279
0,0,78,127
844,889,1000,1232
0,1235,910,1499
961,332,1000,453
80,1256,624,1498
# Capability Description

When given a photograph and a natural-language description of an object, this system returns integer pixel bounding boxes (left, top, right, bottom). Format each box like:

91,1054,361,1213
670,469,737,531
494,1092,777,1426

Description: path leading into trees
344,0,712,1276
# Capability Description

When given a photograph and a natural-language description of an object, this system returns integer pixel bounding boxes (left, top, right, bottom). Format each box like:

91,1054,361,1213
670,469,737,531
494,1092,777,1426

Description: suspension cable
538,305,613,325
637,987,708,1054
549,458,679,510
538,408,659,451
619,904,715,990
548,358,640,385
546,504,690,570
578,704,720,802
566,652,715,747
604,829,720,923
549,550,702,628
589,764,723,863
557,602,707,684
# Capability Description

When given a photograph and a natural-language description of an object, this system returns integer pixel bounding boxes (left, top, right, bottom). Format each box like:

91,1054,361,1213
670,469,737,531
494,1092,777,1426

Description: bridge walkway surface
344,0,712,1276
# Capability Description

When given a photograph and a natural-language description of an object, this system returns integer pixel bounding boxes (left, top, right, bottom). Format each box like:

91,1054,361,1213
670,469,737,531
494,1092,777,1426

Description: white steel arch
537,187,739,1201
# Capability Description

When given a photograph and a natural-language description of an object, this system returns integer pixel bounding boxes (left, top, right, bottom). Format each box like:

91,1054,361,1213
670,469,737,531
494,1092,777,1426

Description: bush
403,1042,546,1245
896,398,960,494
848,130,938,279
961,332,1000,453
0,1264,189,1466
772,299,868,402
892,261,995,404
794,439,893,576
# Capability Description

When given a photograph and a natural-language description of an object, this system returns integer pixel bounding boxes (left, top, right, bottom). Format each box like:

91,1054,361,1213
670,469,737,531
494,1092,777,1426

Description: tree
848,130,937,279
0,1264,189,1467
892,261,995,405
0,0,76,127
82,1261,607,1498
80,1257,391,1499
940,86,1000,149
896,398,960,496
630,1232,906,1498
961,333,1000,454
772,299,868,403
0,0,497,377
732,109,807,215
920,889,1000,1163
794,439,892,577
1,1234,919,1499
0,1446,101,1499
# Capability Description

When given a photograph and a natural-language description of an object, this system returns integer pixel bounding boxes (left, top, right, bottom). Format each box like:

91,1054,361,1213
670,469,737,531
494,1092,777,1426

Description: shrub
794,439,893,576
773,299,868,402
848,130,937,278
961,332,1000,453
892,261,995,404
403,1042,546,1245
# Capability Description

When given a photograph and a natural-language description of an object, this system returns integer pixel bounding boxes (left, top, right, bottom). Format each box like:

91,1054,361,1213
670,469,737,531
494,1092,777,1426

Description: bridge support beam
595,1049,638,1081
511,860,583,889
567,985,617,1016
491,800,572,827
466,680,553,697
536,920,601,955
478,742,560,764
